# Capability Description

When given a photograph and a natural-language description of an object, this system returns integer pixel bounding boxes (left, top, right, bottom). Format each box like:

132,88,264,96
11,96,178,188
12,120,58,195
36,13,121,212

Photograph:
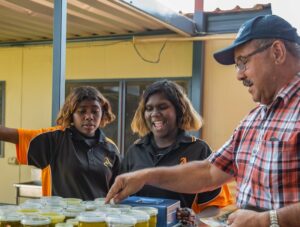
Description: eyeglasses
235,42,273,73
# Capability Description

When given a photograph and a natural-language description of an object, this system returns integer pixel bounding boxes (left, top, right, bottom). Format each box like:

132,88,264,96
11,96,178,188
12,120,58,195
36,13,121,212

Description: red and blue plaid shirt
209,73,300,210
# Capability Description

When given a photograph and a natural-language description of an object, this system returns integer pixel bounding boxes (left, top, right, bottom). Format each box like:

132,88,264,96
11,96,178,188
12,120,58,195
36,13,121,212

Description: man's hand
227,209,269,227
105,170,147,204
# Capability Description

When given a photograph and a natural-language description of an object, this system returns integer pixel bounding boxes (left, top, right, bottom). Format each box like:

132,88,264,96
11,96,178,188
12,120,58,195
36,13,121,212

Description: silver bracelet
269,210,280,227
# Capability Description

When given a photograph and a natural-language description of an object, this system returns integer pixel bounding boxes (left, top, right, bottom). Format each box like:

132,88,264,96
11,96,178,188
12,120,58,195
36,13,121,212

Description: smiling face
72,99,102,137
234,40,281,105
144,92,178,147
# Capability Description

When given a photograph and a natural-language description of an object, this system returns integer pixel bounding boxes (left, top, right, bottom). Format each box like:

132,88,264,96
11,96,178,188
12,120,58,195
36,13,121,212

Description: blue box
121,196,180,227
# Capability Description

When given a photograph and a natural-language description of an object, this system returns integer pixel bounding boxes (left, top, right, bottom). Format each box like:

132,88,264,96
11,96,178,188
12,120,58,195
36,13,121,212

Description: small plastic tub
77,212,106,227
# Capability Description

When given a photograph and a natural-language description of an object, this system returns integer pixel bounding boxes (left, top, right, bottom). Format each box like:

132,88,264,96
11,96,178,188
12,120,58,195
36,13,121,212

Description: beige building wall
0,40,192,204
202,39,257,151
201,39,257,196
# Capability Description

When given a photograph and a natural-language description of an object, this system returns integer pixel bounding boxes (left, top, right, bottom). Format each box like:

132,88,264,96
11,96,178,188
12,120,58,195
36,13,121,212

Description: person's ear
271,40,286,64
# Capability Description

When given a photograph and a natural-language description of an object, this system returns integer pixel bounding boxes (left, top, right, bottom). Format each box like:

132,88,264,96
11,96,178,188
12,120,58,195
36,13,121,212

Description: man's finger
105,178,124,203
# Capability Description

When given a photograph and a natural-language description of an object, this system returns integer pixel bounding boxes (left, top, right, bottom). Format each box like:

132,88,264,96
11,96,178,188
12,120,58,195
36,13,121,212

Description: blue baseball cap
213,14,300,65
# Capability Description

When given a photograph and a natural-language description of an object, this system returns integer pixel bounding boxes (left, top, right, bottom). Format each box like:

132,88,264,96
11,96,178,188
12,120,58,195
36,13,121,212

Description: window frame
0,81,5,158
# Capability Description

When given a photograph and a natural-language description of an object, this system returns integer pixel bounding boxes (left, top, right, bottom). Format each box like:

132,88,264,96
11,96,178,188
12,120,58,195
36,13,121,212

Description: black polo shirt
28,126,120,200
121,130,221,208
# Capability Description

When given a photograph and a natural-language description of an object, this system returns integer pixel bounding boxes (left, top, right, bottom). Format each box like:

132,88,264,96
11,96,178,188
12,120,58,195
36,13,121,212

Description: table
13,181,42,204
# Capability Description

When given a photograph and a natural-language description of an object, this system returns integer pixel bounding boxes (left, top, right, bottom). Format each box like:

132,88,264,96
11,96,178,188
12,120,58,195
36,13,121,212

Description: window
66,79,190,156
0,82,5,158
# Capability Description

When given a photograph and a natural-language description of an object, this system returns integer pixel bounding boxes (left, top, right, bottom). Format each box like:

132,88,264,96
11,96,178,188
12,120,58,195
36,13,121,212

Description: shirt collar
135,129,195,146
273,73,300,106
259,73,300,111
69,126,105,143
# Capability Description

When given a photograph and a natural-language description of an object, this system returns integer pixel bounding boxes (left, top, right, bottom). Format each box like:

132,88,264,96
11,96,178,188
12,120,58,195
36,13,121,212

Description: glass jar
63,205,85,220
77,212,106,227
0,212,22,227
132,207,158,227
106,214,137,227
122,210,149,227
39,211,65,227
66,218,79,227
21,216,51,227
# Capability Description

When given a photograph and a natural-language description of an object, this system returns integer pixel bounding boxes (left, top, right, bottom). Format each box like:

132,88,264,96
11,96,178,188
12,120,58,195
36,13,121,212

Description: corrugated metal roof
0,0,196,44
0,1,273,45
207,3,271,14
205,3,272,34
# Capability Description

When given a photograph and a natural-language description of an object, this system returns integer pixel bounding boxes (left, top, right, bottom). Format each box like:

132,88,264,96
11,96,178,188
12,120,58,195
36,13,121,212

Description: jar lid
132,206,158,215
0,205,18,215
55,223,73,227
0,212,22,222
77,211,106,222
94,197,105,206
106,214,137,225
21,216,51,225
23,199,42,204
39,212,65,223
19,202,42,210
123,210,150,222
81,201,96,211
63,198,82,205
95,207,121,215
105,204,131,212
63,204,85,217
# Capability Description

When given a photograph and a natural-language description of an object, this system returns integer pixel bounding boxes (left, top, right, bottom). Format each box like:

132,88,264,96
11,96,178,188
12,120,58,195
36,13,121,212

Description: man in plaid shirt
106,15,300,227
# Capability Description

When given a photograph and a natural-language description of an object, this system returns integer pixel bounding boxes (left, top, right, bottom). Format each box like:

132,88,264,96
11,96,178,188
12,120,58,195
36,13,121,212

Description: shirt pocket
255,138,299,189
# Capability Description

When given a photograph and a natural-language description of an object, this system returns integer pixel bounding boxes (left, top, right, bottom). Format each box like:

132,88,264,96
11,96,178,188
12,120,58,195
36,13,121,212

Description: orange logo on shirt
180,157,187,164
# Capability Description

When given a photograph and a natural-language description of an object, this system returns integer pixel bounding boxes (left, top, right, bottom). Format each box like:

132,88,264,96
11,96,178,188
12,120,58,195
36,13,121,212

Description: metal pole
52,0,67,125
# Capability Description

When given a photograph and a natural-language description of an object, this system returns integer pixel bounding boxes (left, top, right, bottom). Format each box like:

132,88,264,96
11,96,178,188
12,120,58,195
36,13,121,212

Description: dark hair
56,86,115,128
131,80,202,136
